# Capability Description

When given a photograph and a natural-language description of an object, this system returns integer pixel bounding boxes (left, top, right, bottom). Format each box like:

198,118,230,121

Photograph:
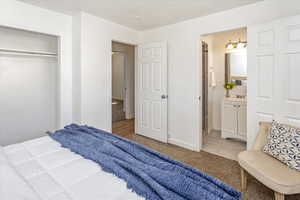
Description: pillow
263,121,300,172
0,157,41,200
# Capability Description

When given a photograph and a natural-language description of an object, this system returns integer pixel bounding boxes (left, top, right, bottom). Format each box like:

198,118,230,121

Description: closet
0,26,59,145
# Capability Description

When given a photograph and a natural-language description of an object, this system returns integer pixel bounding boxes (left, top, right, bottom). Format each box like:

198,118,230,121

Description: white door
136,42,168,142
248,20,278,148
277,16,300,128
248,14,300,148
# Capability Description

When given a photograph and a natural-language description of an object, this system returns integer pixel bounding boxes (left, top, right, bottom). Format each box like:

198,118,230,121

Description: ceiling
19,0,263,30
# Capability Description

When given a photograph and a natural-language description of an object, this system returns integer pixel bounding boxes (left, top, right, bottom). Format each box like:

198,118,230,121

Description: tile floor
202,130,247,161
112,119,300,200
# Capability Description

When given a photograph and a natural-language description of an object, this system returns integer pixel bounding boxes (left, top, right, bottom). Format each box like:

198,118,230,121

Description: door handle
161,94,168,99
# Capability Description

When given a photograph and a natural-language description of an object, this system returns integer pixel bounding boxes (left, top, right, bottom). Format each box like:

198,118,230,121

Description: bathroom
201,27,247,160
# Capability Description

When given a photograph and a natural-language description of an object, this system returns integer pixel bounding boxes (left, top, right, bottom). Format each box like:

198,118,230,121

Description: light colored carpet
112,120,300,200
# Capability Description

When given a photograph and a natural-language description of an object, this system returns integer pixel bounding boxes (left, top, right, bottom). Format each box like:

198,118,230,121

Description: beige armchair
238,122,300,200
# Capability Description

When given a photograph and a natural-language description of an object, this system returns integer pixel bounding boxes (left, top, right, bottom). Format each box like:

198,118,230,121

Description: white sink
225,97,247,102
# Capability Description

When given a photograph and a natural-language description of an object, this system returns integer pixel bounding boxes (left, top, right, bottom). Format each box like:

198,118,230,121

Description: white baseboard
168,136,197,151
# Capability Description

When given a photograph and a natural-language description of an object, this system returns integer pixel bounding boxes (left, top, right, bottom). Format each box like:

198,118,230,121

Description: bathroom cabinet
221,97,247,141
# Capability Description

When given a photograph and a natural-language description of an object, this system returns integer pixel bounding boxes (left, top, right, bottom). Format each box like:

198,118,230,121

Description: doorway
111,41,135,137
111,41,168,143
201,28,247,160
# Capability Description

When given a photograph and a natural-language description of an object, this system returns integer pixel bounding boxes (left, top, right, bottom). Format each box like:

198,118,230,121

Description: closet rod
0,48,58,57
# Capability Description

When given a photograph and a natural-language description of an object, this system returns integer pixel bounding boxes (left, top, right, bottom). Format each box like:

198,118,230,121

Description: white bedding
2,136,144,200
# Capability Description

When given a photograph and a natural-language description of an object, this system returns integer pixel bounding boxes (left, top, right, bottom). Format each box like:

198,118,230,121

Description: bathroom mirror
225,50,247,85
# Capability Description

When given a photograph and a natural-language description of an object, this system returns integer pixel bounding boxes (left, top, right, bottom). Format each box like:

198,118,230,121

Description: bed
0,124,241,200
1,136,143,200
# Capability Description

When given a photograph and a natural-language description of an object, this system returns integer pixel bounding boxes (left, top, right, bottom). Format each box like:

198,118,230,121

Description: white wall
141,0,300,151
0,0,73,128
203,28,247,131
73,13,140,131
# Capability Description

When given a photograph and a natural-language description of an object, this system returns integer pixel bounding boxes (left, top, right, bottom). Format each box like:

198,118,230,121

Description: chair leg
240,168,247,193
274,192,284,200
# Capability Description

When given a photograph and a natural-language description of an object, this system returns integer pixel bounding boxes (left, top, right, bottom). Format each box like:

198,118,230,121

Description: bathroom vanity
222,47,247,141
221,97,247,141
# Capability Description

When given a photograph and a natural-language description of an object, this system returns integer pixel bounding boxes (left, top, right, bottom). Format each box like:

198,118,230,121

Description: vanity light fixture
225,40,235,50
237,39,247,49
226,39,247,50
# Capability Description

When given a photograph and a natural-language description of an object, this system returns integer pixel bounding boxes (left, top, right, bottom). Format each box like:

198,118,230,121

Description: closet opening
111,41,135,137
0,25,60,145
201,27,247,160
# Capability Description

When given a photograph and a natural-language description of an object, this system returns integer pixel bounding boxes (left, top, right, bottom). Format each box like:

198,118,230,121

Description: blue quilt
49,124,241,200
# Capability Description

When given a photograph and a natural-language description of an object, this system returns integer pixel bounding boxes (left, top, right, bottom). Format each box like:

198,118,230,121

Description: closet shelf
0,48,58,58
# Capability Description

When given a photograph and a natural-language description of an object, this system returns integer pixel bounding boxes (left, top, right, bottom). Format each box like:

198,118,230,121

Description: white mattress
3,136,144,200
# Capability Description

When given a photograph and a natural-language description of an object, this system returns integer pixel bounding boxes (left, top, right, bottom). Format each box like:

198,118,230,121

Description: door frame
198,26,249,151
